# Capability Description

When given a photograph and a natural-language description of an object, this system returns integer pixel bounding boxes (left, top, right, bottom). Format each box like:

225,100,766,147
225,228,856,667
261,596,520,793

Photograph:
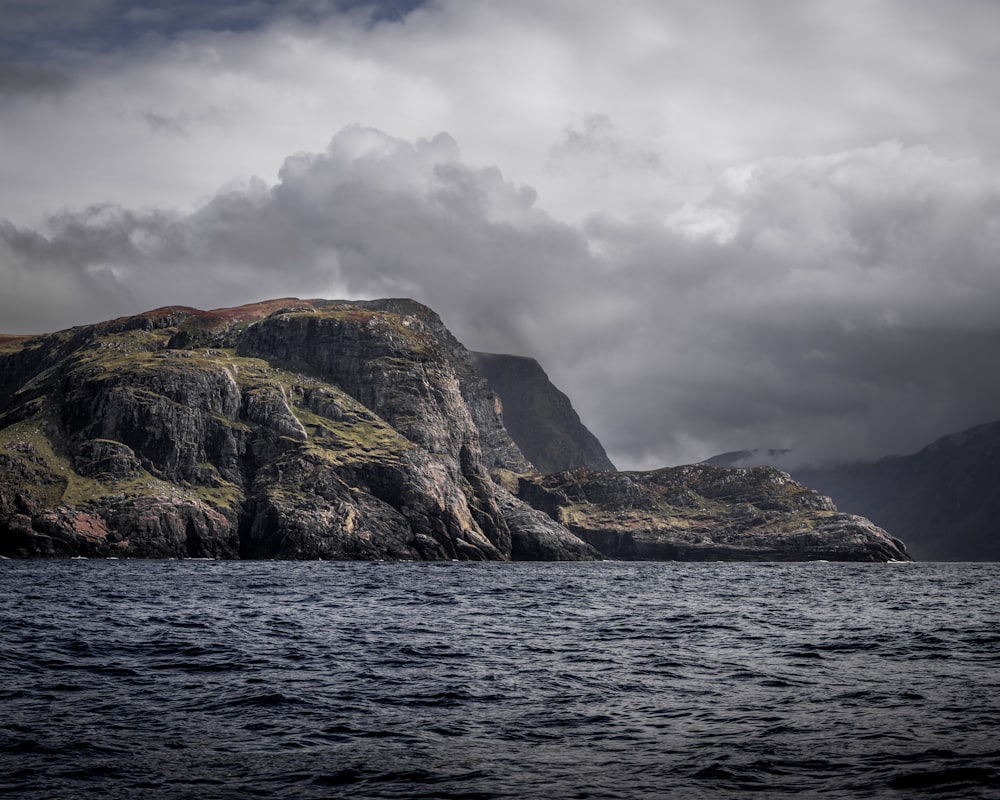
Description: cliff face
0,297,909,562
470,352,615,473
0,299,595,561
516,465,911,562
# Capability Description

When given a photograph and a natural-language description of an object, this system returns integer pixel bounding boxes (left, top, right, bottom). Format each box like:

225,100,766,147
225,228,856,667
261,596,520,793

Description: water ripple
1,560,998,799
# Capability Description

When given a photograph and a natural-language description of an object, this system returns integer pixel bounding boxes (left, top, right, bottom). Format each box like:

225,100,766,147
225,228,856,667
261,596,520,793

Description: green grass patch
292,401,411,465
0,417,243,512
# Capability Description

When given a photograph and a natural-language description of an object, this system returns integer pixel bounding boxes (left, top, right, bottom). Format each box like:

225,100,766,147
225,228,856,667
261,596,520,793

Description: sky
2,0,999,470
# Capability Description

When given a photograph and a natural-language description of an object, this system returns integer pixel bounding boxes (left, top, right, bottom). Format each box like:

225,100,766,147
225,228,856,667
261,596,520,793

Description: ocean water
1,560,998,799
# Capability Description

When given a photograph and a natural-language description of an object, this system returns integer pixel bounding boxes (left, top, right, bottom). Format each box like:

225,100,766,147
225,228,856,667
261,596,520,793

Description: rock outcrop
0,298,596,560
0,297,910,562
516,465,911,562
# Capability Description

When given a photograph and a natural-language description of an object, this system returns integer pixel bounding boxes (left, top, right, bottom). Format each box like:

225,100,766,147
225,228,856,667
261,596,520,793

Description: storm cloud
2,1,999,468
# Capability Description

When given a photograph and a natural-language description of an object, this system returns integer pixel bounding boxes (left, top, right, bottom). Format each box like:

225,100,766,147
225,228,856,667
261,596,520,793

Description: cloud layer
2,0,1000,468
4,1,998,225
4,127,999,467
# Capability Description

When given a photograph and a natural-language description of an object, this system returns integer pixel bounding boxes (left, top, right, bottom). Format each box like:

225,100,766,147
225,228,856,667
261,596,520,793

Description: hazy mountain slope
470,352,615,473
794,421,1000,561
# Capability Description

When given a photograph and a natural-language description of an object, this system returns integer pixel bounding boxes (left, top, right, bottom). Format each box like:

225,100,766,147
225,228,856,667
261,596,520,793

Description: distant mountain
470,352,616,473
794,422,1000,561
705,423,1000,561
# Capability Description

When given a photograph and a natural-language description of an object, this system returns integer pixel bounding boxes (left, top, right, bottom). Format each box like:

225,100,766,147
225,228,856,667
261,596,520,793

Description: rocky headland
0,298,910,561
514,466,910,562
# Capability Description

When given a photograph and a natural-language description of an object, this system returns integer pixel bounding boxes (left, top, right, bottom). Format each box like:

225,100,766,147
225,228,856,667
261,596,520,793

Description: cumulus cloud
2,1,1000,468
3,128,1000,469
0,126,581,335
4,0,998,226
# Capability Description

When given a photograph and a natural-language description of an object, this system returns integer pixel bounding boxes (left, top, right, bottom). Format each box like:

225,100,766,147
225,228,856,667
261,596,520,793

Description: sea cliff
0,298,910,561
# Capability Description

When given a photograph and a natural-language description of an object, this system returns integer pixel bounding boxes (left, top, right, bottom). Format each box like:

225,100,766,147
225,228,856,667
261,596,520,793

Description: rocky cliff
470,352,615,473
515,465,911,562
0,299,594,561
0,297,910,562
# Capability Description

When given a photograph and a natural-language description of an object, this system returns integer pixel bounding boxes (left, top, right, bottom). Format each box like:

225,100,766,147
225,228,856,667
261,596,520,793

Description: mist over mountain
795,422,1000,561
703,449,793,469
706,423,1000,561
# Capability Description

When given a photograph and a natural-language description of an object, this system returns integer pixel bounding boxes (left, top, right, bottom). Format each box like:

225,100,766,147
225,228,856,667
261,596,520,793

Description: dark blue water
2,560,998,799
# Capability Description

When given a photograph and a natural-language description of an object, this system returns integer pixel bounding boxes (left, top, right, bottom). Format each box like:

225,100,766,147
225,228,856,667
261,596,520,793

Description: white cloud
4,0,998,226
2,1,1000,468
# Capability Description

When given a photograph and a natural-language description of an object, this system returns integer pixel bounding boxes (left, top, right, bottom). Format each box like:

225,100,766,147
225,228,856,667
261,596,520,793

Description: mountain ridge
1,298,910,562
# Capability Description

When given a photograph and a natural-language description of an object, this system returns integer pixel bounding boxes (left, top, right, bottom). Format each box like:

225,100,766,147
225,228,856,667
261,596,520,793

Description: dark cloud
0,63,72,96
582,142,1000,465
2,128,999,469
0,0,428,58
1,2,998,468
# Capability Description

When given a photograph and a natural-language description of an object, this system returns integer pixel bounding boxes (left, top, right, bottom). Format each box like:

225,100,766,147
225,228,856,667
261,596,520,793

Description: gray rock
471,352,616,473
0,297,912,563
0,299,595,561
518,465,912,562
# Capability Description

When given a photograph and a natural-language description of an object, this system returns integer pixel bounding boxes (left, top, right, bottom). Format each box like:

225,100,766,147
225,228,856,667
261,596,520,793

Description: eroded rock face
73,439,143,481
493,486,602,561
0,297,909,562
517,465,912,562
0,299,595,561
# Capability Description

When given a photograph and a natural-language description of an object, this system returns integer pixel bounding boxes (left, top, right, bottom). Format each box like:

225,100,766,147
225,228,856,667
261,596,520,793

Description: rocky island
0,298,910,561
